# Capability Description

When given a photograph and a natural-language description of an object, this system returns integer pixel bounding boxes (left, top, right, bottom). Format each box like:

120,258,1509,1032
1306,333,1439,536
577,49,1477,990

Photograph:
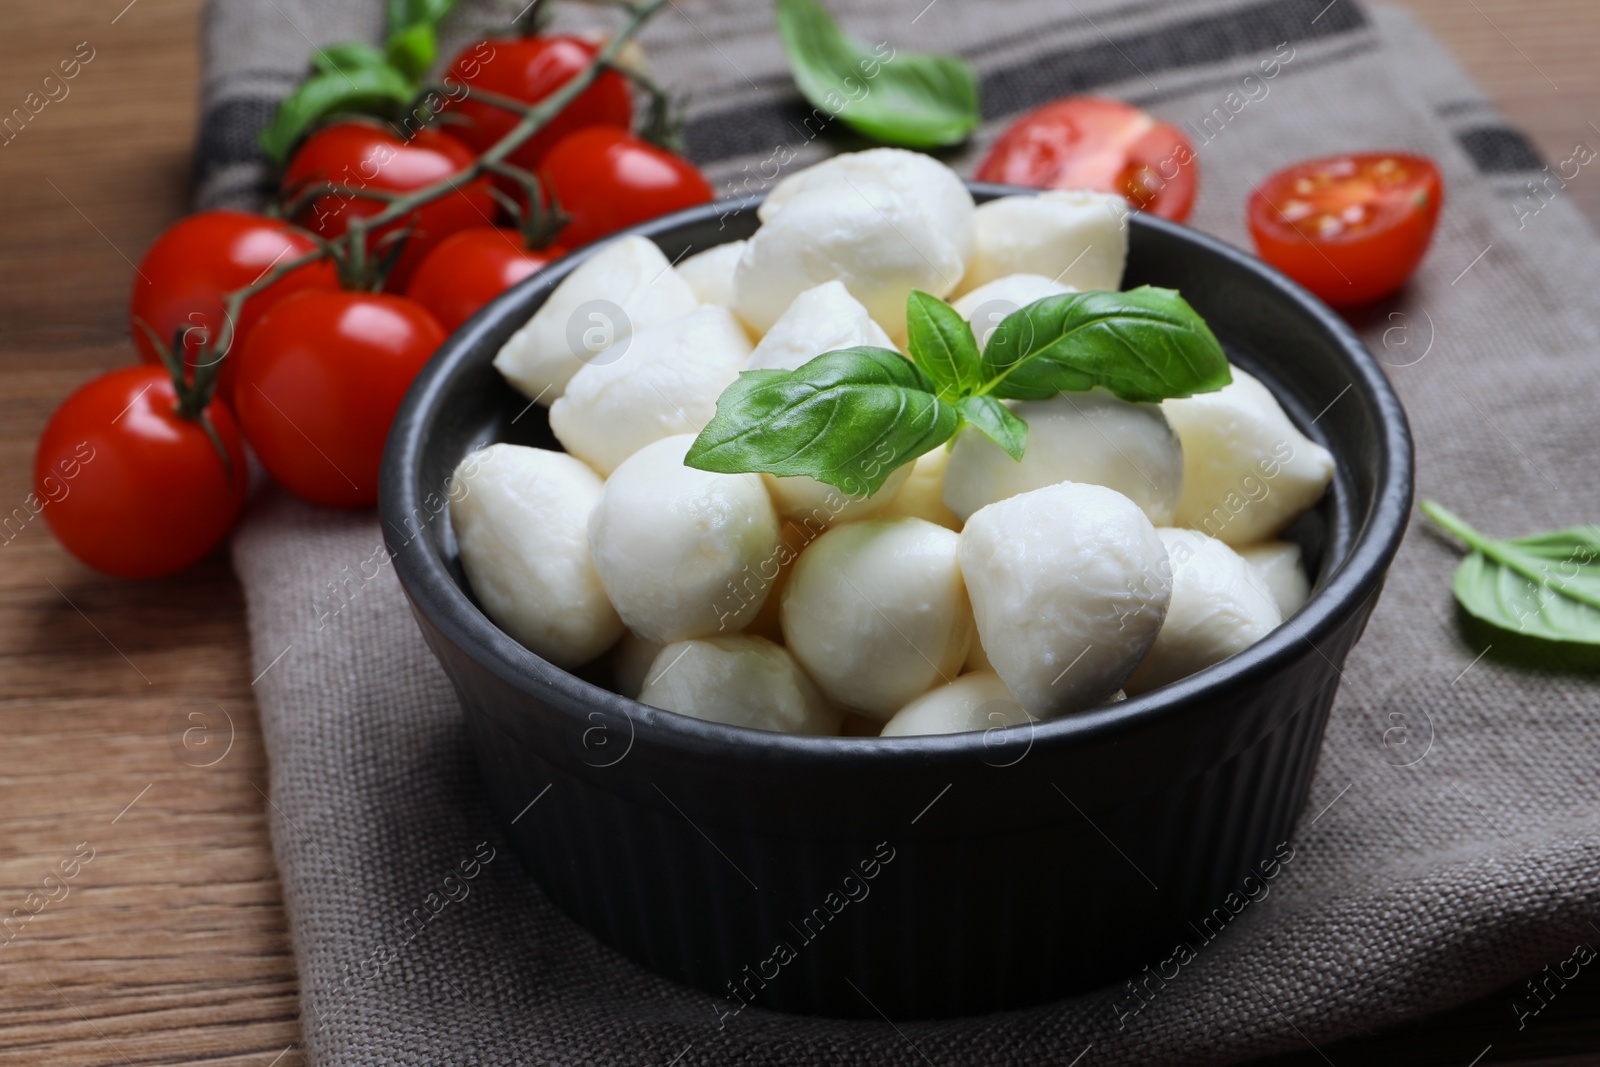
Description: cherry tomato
1248,153,1443,307
539,128,714,248
130,210,339,405
283,123,496,291
405,228,565,332
976,96,1199,222
234,290,445,508
35,365,247,579
441,36,632,173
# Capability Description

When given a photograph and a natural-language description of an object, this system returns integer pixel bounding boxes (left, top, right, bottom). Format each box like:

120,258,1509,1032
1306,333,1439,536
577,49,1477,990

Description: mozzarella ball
449,445,623,669
1164,365,1336,545
959,482,1170,717
943,389,1184,525
1124,529,1283,695
782,517,972,719
878,448,961,531
676,240,745,308
639,635,841,735
609,631,663,699
958,191,1128,295
880,671,1030,738
950,273,1074,350
759,148,976,260
746,280,896,372
1237,540,1312,617
763,464,910,527
493,235,698,403
549,306,751,475
734,181,964,337
589,435,782,643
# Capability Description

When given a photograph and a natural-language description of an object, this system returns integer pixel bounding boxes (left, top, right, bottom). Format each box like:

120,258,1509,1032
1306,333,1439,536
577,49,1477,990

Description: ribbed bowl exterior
381,188,1412,1018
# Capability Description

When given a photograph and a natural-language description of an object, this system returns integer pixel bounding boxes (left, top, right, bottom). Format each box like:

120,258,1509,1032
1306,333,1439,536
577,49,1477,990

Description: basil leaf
385,24,437,81
955,396,1027,461
775,0,979,149
685,347,959,495
981,287,1232,404
905,289,981,400
259,64,416,163
1422,501,1600,645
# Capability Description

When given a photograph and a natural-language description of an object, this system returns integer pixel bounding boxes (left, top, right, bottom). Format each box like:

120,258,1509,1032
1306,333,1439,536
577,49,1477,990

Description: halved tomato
1247,152,1443,307
976,96,1198,222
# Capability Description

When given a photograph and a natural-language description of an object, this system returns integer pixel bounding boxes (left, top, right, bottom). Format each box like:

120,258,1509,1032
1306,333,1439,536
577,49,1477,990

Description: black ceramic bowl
380,185,1412,1019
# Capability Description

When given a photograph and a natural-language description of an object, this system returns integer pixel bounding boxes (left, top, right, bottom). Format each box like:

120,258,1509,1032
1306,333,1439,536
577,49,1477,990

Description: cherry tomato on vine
441,36,632,173
283,123,495,291
976,96,1199,222
234,290,445,508
404,228,566,332
130,210,339,406
35,365,248,579
1247,152,1443,307
539,128,714,248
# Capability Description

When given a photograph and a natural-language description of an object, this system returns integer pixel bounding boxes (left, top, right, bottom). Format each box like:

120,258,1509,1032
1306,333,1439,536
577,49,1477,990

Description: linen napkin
210,0,1600,1062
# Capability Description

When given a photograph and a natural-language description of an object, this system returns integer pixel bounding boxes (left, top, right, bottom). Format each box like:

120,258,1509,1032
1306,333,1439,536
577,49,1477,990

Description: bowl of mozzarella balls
381,149,1411,1018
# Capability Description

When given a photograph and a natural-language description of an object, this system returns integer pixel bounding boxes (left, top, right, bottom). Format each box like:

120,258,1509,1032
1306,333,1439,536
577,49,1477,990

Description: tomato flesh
35,366,247,578
1248,152,1443,306
130,210,339,406
235,290,445,508
284,124,496,291
976,96,1199,222
539,128,714,248
405,228,565,332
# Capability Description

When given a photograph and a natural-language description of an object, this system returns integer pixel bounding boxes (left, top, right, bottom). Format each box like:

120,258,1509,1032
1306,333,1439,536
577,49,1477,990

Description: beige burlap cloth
209,0,1600,1061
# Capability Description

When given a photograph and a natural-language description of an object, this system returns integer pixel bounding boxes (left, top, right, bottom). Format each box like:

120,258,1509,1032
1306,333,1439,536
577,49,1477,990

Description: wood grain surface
0,2,1594,1064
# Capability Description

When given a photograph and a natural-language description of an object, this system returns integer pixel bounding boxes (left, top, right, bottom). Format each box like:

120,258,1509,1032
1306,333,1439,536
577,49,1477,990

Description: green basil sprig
1422,501,1600,645
775,0,979,149
259,0,460,163
686,286,1229,495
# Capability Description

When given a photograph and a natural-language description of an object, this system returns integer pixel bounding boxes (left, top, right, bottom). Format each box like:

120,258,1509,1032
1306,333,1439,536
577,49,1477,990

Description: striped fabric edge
191,0,1555,224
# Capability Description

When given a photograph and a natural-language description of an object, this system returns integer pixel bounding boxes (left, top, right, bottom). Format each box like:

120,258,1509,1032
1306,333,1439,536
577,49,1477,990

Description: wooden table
0,2,1594,1063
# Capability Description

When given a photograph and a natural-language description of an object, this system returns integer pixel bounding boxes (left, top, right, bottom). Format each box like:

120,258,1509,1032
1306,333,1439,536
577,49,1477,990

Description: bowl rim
380,184,1415,768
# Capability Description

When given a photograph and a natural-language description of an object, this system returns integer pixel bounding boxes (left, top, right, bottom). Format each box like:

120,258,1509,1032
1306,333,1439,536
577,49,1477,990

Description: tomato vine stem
349,0,668,234
178,0,670,420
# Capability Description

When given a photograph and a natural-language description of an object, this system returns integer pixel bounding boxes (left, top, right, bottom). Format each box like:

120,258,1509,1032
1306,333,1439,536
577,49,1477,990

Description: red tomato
283,123,496,290
1248,153,1444,307
441,36,632,173
539,128,714,248
405,228,565,332
234,290,445,508
130,210,339,405
35,365,247,579
976,96,1199,222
